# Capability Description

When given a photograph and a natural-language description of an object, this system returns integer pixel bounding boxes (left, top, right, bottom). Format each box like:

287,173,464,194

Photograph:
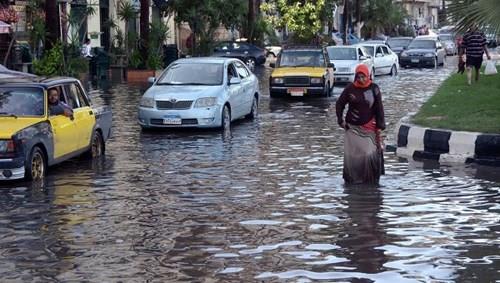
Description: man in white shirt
82,38,92,58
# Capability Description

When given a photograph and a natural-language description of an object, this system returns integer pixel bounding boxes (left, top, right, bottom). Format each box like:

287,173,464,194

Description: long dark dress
336,83,385,185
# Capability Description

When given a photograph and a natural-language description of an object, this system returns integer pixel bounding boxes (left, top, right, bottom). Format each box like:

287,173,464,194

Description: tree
140,0,149,63
167,0,247,56
361,0,408,38
261,0,326,43
117,0,137,65
448,0,500,35
44,0,59,50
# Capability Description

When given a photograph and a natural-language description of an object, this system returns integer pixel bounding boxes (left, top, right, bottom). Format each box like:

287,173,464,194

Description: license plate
163,116,182,125
411,59,419,63
288,88,305,96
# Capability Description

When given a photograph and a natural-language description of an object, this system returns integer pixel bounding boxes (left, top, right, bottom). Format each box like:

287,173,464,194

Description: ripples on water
0,61,499,282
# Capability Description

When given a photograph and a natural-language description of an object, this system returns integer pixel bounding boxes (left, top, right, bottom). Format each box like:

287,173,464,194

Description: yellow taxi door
63,83,95,150
49,115,78,159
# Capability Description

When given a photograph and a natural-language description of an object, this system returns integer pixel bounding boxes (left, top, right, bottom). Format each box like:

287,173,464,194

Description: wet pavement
1,58,499,282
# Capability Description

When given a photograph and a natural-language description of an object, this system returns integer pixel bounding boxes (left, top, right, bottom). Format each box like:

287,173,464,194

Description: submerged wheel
90,131,104,158
221,105,231,131
25,146,46,181
246,57,256,70
390,64,397,76
246,97,258,119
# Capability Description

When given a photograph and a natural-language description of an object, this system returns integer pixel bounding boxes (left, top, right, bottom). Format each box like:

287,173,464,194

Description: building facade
395,0,443,29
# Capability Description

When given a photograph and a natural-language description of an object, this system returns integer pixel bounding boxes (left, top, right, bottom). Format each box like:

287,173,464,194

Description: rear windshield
278,51,325,67
387,38,412,48
326,47,357,60
157,63,224,85
0,87,45,117
408,40,435,49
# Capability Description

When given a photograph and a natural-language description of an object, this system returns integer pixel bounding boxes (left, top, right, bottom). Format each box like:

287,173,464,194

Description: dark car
212,42,267,69
386,37,413,61
399,37,446,68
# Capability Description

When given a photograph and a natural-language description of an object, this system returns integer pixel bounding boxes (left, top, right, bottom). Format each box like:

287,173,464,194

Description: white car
356,43,399,76
138,57,260,130
326,46,375,83
265,46,282,57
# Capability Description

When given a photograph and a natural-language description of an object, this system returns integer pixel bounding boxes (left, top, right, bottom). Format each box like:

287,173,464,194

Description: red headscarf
352,64,372,88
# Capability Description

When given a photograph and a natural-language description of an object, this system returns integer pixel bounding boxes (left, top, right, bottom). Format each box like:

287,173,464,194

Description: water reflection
1,60,499,281
339,187,388,275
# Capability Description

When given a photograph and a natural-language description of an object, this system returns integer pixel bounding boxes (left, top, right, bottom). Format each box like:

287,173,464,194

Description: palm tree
117,0,136,64
139,0,149,64
448,0,500,35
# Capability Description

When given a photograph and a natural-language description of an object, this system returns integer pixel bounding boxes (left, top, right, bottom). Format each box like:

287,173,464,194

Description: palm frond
448,0,500,35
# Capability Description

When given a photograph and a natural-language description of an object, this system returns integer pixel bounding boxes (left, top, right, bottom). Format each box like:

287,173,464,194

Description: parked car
212,41,267,69
326,45,374,83
138,57,259,130
486,33,498,48
265,45,282,57
333,32,361,45
438,34,458,55
386,37,413,60
0,76,112,181
268,46,335,98
356,43,399,76
399,37,446,68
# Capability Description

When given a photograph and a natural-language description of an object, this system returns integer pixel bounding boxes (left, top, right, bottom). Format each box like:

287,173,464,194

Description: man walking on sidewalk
460,25,491,85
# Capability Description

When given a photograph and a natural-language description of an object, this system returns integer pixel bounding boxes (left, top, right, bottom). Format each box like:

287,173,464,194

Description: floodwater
1,58,499,282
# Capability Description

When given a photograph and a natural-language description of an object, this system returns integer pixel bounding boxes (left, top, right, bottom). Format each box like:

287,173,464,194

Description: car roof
357,43,387,47
327,46,358,49
0,76,79,88
175,57,237,64
387,37,413,40
415,35,438,40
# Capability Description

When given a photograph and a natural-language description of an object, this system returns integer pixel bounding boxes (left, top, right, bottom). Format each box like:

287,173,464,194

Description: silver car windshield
0,87,45,117
327,47,357,60
157,63,223,85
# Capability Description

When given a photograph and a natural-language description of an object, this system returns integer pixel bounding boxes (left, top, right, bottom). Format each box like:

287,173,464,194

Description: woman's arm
373,85,386,130
336,86,349,128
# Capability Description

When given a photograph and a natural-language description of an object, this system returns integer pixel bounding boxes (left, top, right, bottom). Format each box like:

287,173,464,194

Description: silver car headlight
194,97,217,108
272,77,284,84
140,97,155,108
424,53,435,57
310,77,323,84
401,51,408,57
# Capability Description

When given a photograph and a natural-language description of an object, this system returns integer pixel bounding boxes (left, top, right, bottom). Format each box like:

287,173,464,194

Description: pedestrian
81,38,93,58
460,25,491,85
336,64,385,185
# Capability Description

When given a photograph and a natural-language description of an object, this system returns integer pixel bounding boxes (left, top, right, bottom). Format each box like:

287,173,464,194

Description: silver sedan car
138,57,260,130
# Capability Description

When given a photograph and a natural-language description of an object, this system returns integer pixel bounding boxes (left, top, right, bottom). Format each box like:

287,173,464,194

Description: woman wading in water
336,64,385,185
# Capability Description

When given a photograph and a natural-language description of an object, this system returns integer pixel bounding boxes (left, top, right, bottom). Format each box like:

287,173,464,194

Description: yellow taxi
269,46,335,98
0,76,112,181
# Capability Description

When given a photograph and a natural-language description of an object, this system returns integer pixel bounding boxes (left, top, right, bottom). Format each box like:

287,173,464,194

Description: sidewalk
394,115,500,166
394,49,500,166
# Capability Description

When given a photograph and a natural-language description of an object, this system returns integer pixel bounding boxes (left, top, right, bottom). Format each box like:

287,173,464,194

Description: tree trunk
45,0,59,50
342,0,350,44
247,0,255,42
140,0,149,65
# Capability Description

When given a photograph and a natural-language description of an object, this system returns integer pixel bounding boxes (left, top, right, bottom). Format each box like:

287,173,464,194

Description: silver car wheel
246,58,256,70
222,105,231,131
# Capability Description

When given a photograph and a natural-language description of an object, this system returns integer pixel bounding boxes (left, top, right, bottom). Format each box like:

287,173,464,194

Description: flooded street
1,59,499,282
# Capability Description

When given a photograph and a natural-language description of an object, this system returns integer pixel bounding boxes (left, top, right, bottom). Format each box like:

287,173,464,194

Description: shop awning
0,20,10,34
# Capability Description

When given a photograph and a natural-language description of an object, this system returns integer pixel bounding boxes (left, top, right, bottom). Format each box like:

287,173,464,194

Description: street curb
394,114,500,166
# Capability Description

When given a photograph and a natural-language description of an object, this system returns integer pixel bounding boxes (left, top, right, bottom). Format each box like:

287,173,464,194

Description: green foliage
413,65,500,133
33,43,65,76
168,0,247,55
67,57,89,76
261,0,325,43
146,52,163,70
448,0,500,36
361,0,409,38
129,49,143,69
